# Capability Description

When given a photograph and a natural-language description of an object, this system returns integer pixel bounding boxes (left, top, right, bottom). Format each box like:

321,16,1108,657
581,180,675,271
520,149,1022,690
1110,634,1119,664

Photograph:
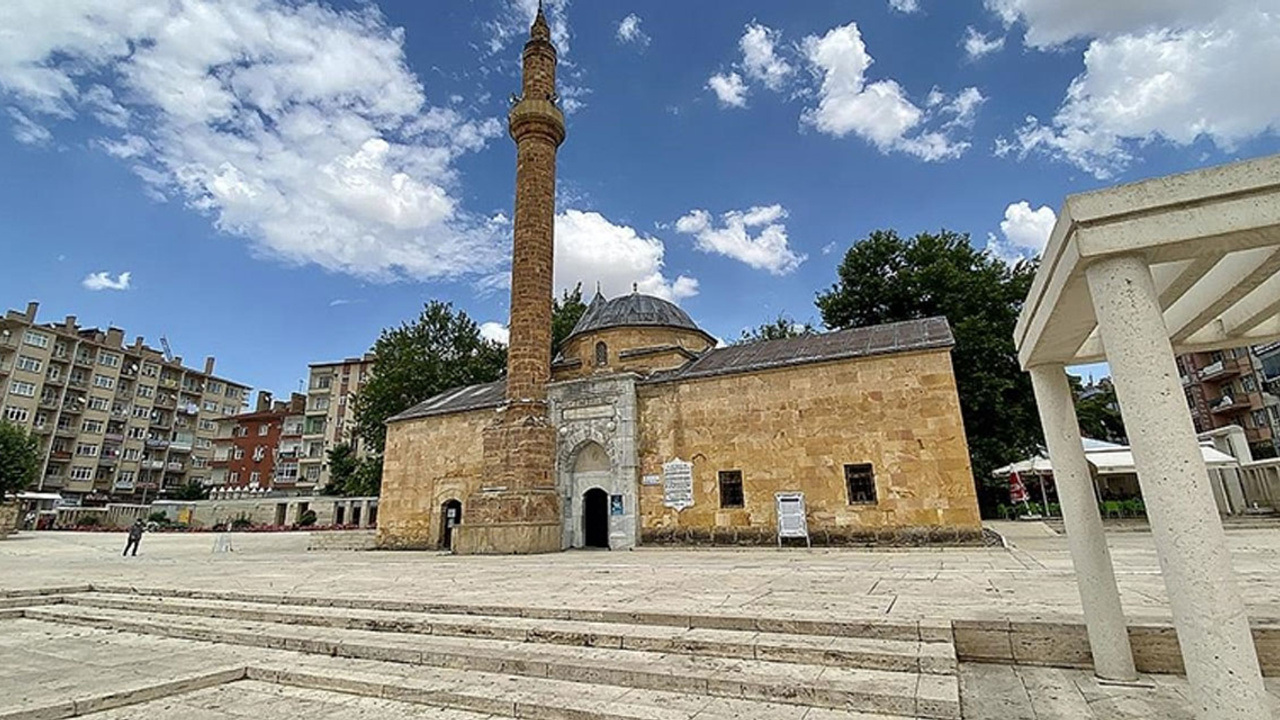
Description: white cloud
479,322,510,345
616,13,649,47
888,0,920,13
991,0,1280,177
707,72,748,108
555,210,698,303
800,22,980,161
675,204,805,275
0,0,508,282
740,22,792,91
963,27,1005,59
821,241,838,255
488,0,571,55
6,108,50,145
986,200,1056,264
82,271,131,291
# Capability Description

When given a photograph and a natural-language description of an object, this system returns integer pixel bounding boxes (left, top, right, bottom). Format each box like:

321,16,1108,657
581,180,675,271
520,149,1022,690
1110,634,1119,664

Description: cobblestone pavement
2,522,1279,624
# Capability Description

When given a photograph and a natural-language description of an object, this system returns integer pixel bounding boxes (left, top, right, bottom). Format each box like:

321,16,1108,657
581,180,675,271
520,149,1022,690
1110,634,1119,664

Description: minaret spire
454,7,566,555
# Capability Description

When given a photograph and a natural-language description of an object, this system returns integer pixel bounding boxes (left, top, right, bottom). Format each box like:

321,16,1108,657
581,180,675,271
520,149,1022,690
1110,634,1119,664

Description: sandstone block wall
378,408,490,549
636,348,980,544
555,326,714,381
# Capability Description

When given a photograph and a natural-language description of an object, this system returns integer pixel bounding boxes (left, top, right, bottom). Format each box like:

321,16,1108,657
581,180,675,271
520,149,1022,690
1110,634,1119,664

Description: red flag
1009,470,1030,505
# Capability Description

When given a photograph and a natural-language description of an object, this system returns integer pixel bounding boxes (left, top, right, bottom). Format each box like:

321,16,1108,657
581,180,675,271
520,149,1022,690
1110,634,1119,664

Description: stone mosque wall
635,348,982,544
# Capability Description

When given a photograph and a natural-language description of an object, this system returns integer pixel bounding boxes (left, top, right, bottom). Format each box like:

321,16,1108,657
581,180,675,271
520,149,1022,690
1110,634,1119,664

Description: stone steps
57,592,954,675
20,602,959,719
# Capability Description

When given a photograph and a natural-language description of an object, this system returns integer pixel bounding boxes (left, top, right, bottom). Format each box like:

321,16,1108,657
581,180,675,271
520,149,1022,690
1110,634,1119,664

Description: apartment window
127,427,146,440
312,375,332,390
258,423,270,436
142,363,159,378
75,443,99,457
131,406,150,419
305,465,321,481
230,471,239,483
34,412,48,428
311,397,330,411
203,400,218,412
123,448,141,461
46,367,61,382
196,438,211,449
88,395,110,411
9,380,36,398
253,446,266,462
136,384,155,399
226,387,239,399
1253,409,1269,429
199,419,216,431
16,355,42,373
250,471,260,485
192,457,207,469
116,470,135,483
70,466,94,481
98,352,120,368
845,464,878,504
81,419,104,434
4,406,30,423
718,470,744,509
234,447,245,460
1243,375,1258,393
22,330,49,348
206,380,223,394
223,405,236,415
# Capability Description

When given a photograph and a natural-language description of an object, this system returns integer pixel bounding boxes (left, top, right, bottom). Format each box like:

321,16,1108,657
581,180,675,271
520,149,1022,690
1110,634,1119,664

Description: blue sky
1,0,1278,394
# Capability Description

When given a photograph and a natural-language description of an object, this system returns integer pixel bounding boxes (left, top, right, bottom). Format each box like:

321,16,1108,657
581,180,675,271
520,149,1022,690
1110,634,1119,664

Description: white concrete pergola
1016,154,1280,720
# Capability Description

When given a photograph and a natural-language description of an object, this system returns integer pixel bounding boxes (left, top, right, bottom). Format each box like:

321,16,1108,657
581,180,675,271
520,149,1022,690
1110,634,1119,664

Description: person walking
123,519,144,557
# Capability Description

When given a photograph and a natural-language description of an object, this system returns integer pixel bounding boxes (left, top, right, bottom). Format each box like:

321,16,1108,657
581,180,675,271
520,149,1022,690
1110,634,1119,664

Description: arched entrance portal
440,499,462,550
582,488,609,548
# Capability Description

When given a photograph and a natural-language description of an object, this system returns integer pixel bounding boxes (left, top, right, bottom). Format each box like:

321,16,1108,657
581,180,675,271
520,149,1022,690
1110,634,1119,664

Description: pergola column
1086,254,1266,720
1028,363,1137,681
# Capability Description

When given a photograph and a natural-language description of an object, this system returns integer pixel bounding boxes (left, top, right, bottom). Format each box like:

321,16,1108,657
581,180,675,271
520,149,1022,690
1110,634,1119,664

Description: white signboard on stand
775,492,811,548
662,458,694,511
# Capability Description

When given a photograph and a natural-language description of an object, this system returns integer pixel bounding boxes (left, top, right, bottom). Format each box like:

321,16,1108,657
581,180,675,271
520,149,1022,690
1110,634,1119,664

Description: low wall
954,619,1280,676
150,496,379,529
0,503,16,537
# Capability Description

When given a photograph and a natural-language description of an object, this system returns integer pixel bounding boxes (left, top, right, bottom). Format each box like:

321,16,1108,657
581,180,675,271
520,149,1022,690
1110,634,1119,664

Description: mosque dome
566,290,705,341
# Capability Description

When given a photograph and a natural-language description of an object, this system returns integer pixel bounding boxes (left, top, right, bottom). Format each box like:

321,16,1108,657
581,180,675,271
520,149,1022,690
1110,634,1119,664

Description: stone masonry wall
378,408,491,549
555,326,714,382
636,348,981,545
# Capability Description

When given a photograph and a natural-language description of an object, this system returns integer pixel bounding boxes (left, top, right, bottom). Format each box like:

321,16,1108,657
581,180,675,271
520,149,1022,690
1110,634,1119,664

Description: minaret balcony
509,98,565,145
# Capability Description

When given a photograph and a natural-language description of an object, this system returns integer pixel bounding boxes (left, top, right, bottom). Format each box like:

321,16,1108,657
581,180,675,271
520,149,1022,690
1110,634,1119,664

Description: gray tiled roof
386,379,507,423
566,291,708,342
388,317,953,423
642,316,954,385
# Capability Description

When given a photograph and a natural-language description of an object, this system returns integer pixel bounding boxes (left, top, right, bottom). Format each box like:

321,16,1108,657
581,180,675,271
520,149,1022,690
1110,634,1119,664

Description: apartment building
0,302,251,502
299,354,375,489
210,391,306,492
1177,346,1280,458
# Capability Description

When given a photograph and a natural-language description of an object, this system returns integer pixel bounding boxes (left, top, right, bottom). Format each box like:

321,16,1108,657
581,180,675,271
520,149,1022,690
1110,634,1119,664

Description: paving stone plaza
2,524,1278,719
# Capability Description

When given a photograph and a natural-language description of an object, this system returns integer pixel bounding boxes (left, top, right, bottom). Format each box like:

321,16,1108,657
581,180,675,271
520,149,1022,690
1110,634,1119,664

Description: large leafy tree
816,229,1040,515
1071,377,1127,445
552,283,589,357
321,442,381,497
354,301,507,455
735,313,816,345
0,420,40,498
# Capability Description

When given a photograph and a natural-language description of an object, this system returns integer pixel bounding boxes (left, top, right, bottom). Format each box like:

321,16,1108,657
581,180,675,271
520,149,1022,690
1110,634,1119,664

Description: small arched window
595,341,608,366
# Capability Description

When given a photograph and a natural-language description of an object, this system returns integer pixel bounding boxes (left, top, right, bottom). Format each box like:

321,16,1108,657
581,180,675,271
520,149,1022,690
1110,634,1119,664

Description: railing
1199,357,1245,381
1210,394,1257,413
159,377,179,389
49,450,72,461
166,461,185,471
103,433,124,443
73,356,94,368
44,374,65,385
169,441,193,452
145,439,170,449
141,460,165,470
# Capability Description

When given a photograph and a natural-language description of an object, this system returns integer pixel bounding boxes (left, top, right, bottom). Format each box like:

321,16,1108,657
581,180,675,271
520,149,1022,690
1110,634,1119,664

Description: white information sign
775,492,811,548
662,458,694,511
642,474,661,486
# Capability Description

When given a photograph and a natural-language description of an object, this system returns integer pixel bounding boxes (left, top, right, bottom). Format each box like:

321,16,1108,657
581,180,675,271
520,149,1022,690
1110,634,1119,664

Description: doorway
441,499,462,550
582,488,609,548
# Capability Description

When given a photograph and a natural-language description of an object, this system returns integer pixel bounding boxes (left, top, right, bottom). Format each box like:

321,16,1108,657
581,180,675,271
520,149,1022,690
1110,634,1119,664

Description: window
127,427,146,440
310,397,329,412
1253,409,1269,429
253,446,266,462
845,464,878,504
258,423,270,436
226,387,239,399
16,355,42,373
23,330,49,348
250,471,260,484
223,405,236,415
142,363,159,378
81,419,104,434
124,448,141,461
234,448,245,460
9,380,35,397
196,438,212,449
4,406,30,423
34,412,48,428
131,406,150,419
98,352,120,368
1243,375,1258,393
202,400,218,412
718,470,744,508
192,457,208,469
235,426,248,437
116,470,135,483
136,384,154,399
595,341,608,366
312,375,332,390
70,466,95,481
305,465,321,481
230,471,239,483
88,395,110,411
206,380,223,394
75,443,99,457
199,419,216,431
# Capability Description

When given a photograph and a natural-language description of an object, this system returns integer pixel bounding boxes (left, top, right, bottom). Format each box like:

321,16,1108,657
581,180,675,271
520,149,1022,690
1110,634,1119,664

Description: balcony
145,438,170,450
73,355,94,368
67,378,87,390
44,374,65,386
103,432,124,443
159,377,179,390
113,479,135,492
154,395,176,409
169,441,193,452
65,479,94,493
166,461,185,472
176,403,198,416
32,424,52,434
1199,357,1246,382
149,417,172,430
42,474,64,487
120,366,138,379
98,456,118,467
60,403,83,415
1210,394,1259,414
278,449,300,460
38,397,59,410
49,450,72,461
53,426,75,438
141,460,166,470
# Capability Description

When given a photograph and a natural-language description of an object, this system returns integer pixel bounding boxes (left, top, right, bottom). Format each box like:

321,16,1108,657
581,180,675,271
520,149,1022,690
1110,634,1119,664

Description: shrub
230,516,253,530
297,509,317,527
75,515,101,527
147,511,170,524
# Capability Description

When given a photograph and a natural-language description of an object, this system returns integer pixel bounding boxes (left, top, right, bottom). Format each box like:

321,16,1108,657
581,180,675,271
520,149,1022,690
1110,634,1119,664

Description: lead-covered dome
566,291,706,342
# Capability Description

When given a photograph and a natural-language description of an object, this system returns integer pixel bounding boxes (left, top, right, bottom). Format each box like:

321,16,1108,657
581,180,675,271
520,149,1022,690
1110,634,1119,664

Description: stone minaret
454,5,565,555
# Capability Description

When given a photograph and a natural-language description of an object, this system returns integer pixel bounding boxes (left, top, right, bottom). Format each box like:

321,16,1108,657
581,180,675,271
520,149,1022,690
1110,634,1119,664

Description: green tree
0,420,40,498
321,442,381,497
354,301,507,455
552,283,589,357
815,230,1040,515
1071,377,1127,444
170,480,209,501
735,313,816,345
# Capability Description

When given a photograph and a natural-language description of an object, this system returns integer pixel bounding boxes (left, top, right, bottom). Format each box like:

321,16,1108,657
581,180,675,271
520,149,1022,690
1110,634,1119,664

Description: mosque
376,7,980,552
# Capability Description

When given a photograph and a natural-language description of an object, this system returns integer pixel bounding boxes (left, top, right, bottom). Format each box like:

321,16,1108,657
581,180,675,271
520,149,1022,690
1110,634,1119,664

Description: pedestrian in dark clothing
123,519,144,556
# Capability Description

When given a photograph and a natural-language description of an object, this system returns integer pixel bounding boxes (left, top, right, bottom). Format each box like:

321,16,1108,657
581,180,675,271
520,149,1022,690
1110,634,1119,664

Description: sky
1,0,1278,395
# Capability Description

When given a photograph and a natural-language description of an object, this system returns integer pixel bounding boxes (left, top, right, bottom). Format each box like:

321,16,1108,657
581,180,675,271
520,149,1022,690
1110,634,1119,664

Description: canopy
992,438,1238,476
